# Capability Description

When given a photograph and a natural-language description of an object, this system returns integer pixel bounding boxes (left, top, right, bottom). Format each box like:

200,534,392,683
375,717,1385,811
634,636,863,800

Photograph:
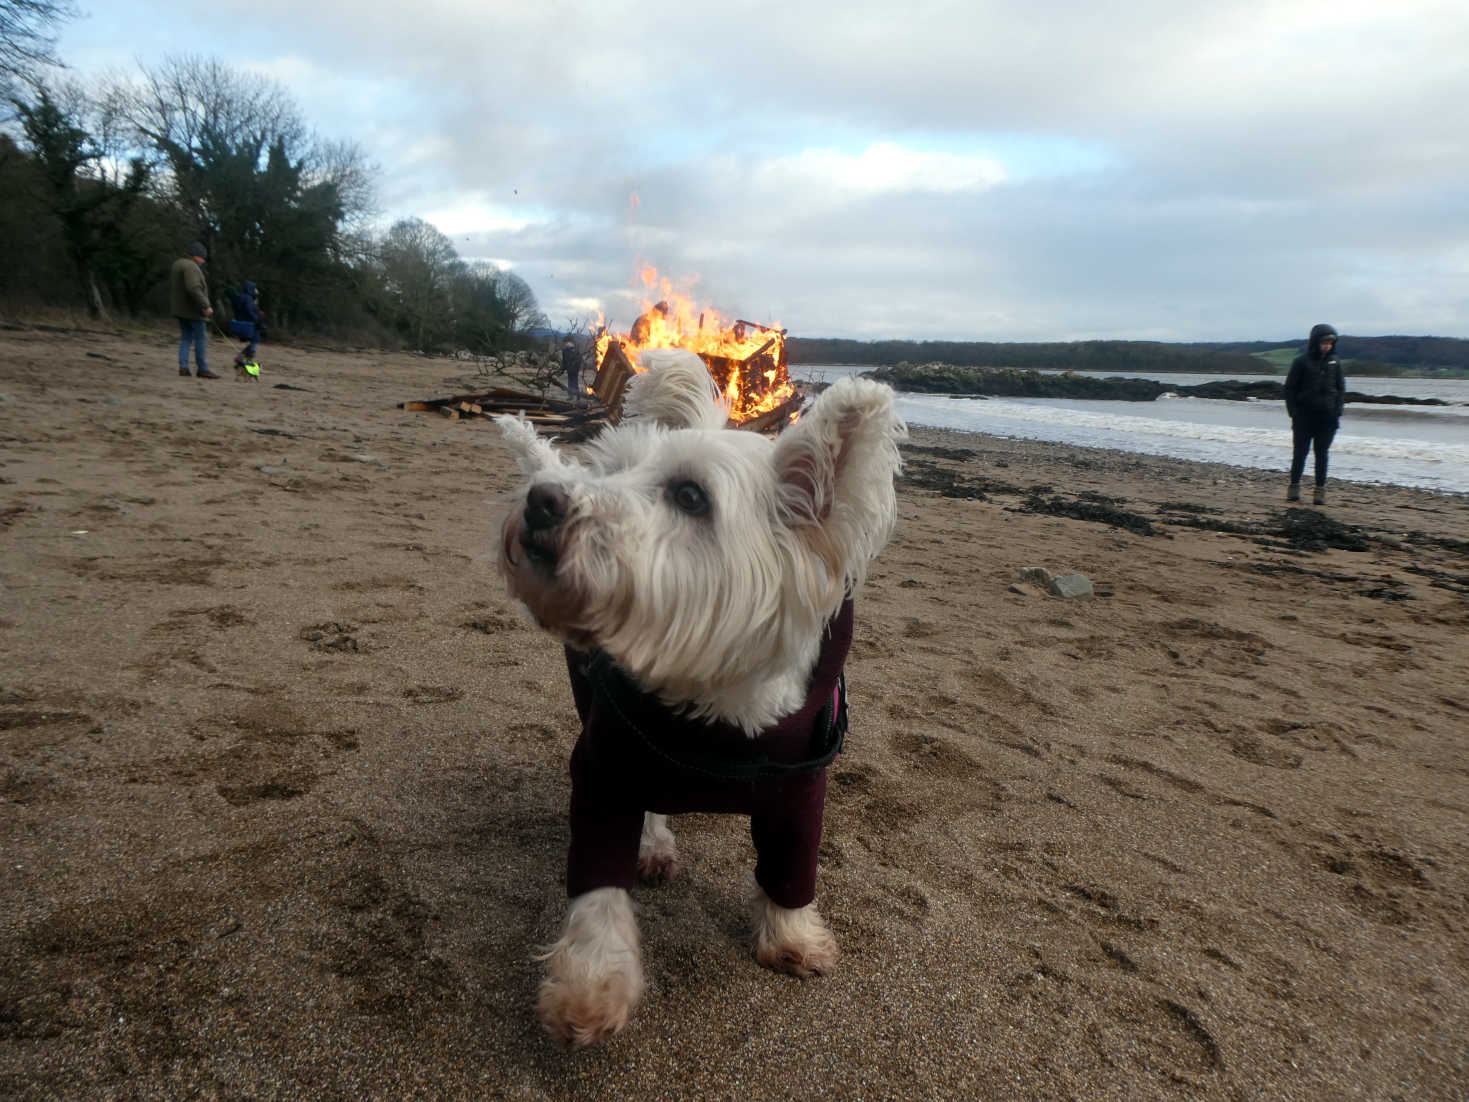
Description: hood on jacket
242,280,257,297
1307,323,1338,360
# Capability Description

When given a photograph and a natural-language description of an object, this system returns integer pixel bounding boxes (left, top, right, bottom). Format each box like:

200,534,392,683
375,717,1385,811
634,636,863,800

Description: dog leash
581,652,848,782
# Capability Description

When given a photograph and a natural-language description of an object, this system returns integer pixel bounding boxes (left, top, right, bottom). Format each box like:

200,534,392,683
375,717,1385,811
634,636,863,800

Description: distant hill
1250,348,1298,371
1179,336,1469,374
788,335,1469,376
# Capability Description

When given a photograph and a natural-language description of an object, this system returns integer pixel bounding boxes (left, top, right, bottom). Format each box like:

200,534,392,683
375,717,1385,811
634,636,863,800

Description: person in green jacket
170,242,219,379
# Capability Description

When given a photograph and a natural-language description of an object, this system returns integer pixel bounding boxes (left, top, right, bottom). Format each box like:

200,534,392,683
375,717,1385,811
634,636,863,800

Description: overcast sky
55,0,1469,342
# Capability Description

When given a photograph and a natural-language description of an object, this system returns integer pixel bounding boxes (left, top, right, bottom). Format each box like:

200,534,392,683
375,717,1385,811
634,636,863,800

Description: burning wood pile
592,271,802,432
400,269,803,438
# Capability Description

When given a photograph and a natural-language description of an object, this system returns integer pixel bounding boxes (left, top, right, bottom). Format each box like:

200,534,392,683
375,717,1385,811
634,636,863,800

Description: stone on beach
1018,566,1095,599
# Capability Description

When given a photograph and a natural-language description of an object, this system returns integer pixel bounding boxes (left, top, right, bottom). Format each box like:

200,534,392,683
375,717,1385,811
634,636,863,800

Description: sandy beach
2,326,1466,1100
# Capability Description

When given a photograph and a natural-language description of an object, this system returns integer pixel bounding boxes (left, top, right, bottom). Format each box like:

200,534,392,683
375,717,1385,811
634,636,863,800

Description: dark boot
1312,486,1326,505
1286,483,1301,502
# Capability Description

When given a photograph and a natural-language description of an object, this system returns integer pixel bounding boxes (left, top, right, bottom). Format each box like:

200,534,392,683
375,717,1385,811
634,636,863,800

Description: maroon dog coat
562,599,854,910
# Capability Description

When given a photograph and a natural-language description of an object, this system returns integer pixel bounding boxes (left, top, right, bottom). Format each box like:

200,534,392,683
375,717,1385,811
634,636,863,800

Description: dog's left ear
622,348,729,431
772,378,906,590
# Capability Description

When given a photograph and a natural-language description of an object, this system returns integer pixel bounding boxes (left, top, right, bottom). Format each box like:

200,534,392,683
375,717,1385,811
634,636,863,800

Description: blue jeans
177,318,208,373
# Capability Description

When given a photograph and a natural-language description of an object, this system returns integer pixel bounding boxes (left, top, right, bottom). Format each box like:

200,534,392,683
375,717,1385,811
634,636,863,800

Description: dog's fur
234,361,258,382
496,348,905,1044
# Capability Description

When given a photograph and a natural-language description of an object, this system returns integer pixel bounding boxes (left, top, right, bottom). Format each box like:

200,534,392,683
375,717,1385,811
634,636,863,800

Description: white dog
496,349,904,1045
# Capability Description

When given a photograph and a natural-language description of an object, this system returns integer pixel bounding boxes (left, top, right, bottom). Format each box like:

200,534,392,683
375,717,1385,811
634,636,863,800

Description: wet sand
2,326,1466,1099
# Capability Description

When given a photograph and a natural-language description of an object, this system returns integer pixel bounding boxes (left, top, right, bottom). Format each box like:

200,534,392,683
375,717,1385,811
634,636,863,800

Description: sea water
791,366,1469,494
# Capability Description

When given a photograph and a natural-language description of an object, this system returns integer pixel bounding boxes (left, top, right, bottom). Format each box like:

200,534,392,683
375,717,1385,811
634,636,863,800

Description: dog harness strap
583,659,847,782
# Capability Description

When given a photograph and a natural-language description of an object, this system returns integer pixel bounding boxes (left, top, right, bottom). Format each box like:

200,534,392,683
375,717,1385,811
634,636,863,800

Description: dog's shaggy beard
500,502,626,650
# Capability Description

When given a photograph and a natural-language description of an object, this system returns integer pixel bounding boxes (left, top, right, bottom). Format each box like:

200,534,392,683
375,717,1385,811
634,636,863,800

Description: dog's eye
669,480,711,518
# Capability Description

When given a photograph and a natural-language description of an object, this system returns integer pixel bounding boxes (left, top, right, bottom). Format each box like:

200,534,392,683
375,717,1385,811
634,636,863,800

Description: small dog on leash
496,349,904,1045
233,359,260,382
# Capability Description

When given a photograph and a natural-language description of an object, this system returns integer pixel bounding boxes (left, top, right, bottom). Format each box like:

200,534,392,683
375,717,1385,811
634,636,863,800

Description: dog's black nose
525,483,570,531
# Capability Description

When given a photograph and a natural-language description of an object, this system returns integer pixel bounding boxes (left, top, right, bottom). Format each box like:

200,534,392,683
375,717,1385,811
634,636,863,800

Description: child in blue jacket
228,280,266,368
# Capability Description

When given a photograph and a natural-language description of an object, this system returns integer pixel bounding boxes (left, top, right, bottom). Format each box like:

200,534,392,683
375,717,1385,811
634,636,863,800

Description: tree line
787,337,1270,374
788,335,1469,374
1,43,548,352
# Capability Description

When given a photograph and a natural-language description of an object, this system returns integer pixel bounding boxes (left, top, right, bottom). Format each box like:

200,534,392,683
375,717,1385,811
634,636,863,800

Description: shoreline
3,328,1467,1099
903,422,1469,504
798,369,1469,497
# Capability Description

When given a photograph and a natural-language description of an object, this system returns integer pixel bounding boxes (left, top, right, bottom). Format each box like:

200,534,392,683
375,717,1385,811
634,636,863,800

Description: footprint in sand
1314,835,1433,925
216,772,318,806
891,731,981,778
402,685,463,705
299,622,361,652
459,608,526,635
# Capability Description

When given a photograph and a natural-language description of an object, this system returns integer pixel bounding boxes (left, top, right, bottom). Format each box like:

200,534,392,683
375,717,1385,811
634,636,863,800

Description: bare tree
114,55,304,239
378,216,462,350
105,56,374,326
0,0,77,94
492,267,548,333
308,136,376,240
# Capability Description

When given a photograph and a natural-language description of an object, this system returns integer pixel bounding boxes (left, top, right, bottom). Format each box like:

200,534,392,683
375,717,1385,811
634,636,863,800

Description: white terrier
496,349,905,1045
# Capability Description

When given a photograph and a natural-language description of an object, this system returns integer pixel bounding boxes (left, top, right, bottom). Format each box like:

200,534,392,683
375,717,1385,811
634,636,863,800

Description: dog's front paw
537,969,640,1046
637,850,679,883
748,884,839,978
535,888,644,1046
637,812,680,883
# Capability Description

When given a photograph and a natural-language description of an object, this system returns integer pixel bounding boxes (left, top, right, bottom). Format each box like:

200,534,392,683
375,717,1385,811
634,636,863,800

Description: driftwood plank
482,386,560,403
398,387,579,411
594,342,636,420
397,392,482,409
403,378,615,436
736,392,805,434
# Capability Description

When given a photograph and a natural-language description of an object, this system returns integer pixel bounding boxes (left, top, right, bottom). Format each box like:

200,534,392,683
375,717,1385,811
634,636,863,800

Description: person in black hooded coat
1283,323,1346,504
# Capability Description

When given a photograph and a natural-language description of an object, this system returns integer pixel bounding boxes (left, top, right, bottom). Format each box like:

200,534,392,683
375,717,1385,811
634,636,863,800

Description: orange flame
597,267,796,423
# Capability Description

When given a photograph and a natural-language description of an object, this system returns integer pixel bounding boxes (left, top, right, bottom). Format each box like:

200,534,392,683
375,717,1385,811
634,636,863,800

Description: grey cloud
78,0,1469,339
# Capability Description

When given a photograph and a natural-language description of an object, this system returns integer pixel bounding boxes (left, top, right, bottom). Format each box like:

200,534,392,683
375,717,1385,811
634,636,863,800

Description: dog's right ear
495,413,571,479
622,348,729,431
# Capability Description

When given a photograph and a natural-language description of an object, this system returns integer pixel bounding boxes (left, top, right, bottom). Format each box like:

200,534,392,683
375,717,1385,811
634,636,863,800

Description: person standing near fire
561,336,583,402
170,241,218,379
1283,322,1346,505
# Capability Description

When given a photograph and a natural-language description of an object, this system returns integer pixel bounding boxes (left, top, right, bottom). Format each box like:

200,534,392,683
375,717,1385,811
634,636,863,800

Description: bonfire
592,268,802,431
